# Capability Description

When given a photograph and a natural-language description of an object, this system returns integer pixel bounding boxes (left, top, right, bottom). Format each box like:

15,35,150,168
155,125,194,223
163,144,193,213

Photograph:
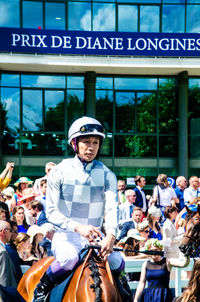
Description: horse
17,247,123,302
179,204,200,257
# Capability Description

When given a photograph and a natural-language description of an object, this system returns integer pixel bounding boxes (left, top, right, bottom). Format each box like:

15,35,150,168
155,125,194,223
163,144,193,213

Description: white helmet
68,116,105,145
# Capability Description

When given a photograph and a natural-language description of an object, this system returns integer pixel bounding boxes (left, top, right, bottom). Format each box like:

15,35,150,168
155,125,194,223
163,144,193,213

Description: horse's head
179,204,200,257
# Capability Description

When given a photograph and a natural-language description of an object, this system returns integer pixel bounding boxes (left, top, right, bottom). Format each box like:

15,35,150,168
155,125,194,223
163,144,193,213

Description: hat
137,219,149,231
14,177,33,187
181,204,197,219
148,206,162,217
27,225,45,244
18,188,37,203
40,223,54,236
2,186,14,197
119,229,145,244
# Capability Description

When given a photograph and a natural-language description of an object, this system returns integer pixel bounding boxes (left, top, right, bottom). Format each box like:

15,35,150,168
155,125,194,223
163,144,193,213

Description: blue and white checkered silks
46,155,118,235
46,155,120,270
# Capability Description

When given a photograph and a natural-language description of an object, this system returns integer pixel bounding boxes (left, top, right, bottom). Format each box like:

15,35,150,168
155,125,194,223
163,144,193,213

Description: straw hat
18,188,37,203
14,177,33,187
119,228,145,244
27,225,45,244
2,186,15,197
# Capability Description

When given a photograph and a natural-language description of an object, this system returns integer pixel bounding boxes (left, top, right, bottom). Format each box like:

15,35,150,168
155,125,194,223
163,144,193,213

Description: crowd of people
0,117,200,302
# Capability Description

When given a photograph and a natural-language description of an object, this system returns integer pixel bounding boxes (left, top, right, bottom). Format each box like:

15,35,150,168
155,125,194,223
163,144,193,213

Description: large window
0,74,84,158
96,76,178,179
2,1,200,34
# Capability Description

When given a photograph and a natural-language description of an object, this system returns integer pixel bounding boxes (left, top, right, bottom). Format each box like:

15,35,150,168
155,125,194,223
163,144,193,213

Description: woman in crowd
133,239,190,302
137,219,150,250
1,186,16,216
116,228,145,257
163,206,181,258
147,207,163,240
14,177,33,205
151,174,179,217
12,206,29,233
14,232,33,266
27,225,45,260
174,258,200,302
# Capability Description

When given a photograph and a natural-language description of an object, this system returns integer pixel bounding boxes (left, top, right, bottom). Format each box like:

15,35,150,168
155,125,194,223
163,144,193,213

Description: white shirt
184,186,200,204
153,186,177,207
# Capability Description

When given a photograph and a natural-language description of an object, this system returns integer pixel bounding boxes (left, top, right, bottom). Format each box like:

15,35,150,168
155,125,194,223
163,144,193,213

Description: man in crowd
118,207,143,241
37,179,47,210
117,180,126,204
118,189,137,226
29,200,48,226
0,220,17,287
134,175,147,213
33,162,56,194
175,176,187,212
184,176,200,205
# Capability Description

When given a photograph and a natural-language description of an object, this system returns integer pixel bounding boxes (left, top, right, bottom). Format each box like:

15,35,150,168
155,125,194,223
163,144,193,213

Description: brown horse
179,204,200,257
18,249,123,302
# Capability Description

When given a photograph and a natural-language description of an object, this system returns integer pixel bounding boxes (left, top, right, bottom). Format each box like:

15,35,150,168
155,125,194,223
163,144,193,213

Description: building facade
0,0,200,185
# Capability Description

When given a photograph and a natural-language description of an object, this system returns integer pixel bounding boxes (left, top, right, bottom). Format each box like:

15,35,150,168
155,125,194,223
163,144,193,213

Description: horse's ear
197,204,200,214
185,205,193,215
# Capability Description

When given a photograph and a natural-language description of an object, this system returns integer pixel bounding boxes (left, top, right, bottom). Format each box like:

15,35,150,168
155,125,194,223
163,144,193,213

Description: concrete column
178,71,188,178
84,71,96,117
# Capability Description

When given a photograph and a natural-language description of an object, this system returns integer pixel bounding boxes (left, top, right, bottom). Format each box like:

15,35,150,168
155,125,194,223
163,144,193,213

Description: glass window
158,86,177,134
23,1,43,29
44,90,65,131
20,133,66,156
187,0,200,3
68,2,91,31
114,135,157,157
137,92,156,133
114,78,157,90
0,0,19,27
21,75,65,88
186,5,200,33
159,136,178,157
188,87,200,135
140,6,160,32
117,0,161,2
1,87,20,155
1,74,20,87
96,90,113,133
163,0,185,3
45,2,65,30
67,76,84,89
118,5,138,32
96,77,113,89
93,4,115,31
162,5,185,33
189,135,200,158
22,90,42,131
115,91,135,133
67,90,84,128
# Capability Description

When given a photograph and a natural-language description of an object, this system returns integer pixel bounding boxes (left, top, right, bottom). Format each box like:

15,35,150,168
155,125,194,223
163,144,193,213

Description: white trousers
51,231,123,271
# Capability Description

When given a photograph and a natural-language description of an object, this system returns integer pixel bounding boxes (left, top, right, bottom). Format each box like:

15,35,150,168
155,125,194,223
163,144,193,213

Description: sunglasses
143,230,150,233
79,124,105,134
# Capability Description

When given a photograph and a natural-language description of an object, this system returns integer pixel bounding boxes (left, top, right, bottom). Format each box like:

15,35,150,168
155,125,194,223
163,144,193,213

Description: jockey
33,116,132,302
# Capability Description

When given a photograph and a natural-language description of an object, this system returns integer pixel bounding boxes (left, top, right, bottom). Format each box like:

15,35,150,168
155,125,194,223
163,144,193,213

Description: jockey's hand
99,234,115,261
74,224,102,242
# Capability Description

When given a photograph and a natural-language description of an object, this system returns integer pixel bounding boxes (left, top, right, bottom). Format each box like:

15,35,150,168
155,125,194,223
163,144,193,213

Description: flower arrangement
145,239,164,251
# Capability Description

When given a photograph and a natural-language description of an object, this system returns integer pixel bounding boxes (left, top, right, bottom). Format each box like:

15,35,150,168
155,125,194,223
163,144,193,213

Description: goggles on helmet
79,124,105,135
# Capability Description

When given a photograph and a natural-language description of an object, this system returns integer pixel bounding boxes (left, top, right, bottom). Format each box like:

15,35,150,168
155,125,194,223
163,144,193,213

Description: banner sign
1,27,200,57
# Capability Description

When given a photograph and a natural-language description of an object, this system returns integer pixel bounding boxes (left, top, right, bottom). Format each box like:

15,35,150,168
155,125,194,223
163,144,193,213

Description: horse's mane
89,254,103,302
185,210,198,222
